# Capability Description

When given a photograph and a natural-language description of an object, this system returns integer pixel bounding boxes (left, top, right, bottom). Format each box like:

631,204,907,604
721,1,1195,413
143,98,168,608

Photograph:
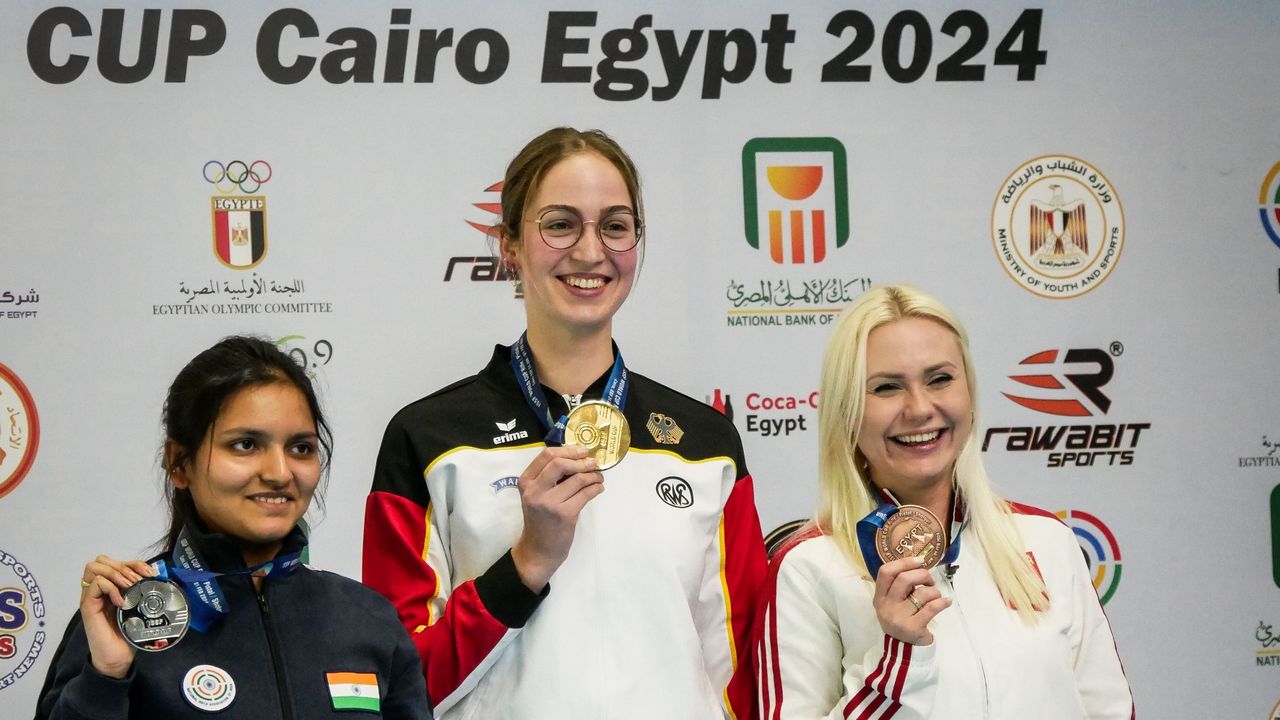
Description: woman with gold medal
362,128,766,719
749,285,1133,719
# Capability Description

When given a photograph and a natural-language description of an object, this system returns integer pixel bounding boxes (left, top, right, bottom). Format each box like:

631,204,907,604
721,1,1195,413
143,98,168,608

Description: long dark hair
159,335,332,550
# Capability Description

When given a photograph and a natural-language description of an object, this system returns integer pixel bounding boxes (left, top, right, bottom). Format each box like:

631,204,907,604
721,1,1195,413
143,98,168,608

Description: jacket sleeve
754,541,939,720
705,472,767,719
1064,534,1134,719
362,411,544,715
378,601,435,720
33,614,133,720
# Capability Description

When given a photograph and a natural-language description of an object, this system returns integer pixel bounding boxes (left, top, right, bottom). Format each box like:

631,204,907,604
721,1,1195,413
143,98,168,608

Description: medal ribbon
510,332,629,445
856,502,963,580
159,526,304,632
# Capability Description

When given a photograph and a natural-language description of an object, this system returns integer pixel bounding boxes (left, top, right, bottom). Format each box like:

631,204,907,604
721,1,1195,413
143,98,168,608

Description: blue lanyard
856,498,963,580
509,332,629,445
158,526,303,632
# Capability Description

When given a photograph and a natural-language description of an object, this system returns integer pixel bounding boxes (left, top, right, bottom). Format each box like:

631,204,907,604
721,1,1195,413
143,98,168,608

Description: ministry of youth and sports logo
204,160,271,270
992,155,1124,299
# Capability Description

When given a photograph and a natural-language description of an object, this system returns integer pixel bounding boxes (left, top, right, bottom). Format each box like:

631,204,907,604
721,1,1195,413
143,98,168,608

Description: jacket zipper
942,571,989,717
256,586,295,720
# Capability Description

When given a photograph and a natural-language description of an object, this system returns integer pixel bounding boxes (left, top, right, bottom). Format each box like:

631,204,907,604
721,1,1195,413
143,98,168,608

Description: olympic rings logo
203,160,272,195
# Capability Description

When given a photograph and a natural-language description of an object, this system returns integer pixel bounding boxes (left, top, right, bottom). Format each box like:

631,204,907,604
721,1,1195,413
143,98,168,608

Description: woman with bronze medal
362,128,766,718
35,337,429,719
750,286,1133,719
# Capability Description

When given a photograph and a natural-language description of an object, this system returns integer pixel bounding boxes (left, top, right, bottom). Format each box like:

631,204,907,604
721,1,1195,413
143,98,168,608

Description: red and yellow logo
0,362,39,501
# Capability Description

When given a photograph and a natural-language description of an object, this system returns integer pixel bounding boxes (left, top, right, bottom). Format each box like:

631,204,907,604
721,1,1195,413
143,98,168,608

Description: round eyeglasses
528,208,643,252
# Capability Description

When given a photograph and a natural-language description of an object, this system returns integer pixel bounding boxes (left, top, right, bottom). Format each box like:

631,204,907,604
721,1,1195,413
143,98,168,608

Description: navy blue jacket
35,524,430,719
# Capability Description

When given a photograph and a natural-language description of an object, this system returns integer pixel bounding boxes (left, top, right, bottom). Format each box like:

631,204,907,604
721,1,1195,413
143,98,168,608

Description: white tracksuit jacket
752,503,1133,719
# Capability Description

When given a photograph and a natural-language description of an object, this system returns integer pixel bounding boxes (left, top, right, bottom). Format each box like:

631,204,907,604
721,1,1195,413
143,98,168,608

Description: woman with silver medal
363,128,766,718
748,286,1133,719
35,336,430,719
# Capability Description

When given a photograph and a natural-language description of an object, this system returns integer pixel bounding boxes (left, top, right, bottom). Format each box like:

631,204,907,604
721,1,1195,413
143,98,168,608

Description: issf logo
742,138,849,264
1057,509,1122,605
1259,161,1280,250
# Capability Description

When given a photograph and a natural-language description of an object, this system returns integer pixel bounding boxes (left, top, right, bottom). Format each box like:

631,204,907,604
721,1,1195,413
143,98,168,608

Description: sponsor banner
1257,619,1280,668
0,548,45,692
729,136,869,328
984,343,1150,468
0,289,40,321
274,336,335,380
706,387,818,439
991,155,1124,299
1239,436,1280,469
445,181,520,298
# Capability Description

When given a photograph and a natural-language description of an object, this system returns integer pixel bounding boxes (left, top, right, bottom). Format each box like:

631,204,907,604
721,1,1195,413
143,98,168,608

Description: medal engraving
564,400,630,470
875,505,947,569
117,578,190,652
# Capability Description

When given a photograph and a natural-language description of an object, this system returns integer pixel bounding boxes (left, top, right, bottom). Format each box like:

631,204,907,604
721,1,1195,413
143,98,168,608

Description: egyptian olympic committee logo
742,138,849,264
0,548,45,691
0,363,39,502
1259,161,1280,250
1057,509,1121,604
992,155,1124,299
204,160,270,270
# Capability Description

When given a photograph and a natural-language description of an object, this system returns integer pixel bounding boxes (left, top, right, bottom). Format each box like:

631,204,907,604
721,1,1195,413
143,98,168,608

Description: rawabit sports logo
446,181,520,298
204,160,270,269
992,155,1124,299
983,344,1151,468
707,387,817,438
728,138,867,329
0,362,39,501
1055,510,1121,605
0,547,46,691
742,137,849,265
1260,161,1280,250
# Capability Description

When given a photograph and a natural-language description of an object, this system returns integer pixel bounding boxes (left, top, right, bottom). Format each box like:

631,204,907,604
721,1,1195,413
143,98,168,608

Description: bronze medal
875,505,947,569
564,400,630,470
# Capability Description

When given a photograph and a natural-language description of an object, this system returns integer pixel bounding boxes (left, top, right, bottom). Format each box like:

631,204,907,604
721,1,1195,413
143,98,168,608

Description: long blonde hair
814,285,1047,620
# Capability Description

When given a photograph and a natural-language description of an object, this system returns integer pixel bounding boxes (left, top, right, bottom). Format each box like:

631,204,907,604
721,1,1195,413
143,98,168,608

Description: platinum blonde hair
814,285,1047,620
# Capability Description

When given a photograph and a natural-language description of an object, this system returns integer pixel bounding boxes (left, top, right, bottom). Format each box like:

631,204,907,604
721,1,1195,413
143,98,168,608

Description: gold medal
875,505,947,569
564,400,630,470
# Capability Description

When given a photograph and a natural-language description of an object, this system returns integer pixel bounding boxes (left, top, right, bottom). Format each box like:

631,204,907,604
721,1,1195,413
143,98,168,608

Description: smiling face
856,317,973,502
170,381,320,566
503,151,638,340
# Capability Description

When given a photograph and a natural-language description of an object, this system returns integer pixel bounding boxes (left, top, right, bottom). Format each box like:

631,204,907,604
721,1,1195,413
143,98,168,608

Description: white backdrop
3,1,1279,716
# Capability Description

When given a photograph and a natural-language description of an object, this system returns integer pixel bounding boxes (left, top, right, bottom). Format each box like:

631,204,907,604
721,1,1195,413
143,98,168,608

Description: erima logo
493,419,529,445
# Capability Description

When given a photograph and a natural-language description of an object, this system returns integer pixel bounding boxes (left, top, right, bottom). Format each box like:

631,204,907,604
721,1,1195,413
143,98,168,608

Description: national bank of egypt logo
742,138,849,264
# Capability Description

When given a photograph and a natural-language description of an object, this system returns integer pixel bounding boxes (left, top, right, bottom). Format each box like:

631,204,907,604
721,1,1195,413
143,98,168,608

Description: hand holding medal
78,555,162,678
858,504,957,646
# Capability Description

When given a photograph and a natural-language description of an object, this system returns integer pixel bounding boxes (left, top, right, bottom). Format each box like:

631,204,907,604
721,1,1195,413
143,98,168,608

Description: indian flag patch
326,672,380,712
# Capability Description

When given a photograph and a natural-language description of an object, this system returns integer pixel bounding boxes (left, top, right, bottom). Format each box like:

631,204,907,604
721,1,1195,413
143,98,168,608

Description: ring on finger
908,591,923,611
80,579,92,588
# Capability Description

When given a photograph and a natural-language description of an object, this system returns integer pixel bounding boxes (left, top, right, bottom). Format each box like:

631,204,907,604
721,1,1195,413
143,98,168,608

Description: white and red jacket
751,503,1132,720
363,344,766,719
